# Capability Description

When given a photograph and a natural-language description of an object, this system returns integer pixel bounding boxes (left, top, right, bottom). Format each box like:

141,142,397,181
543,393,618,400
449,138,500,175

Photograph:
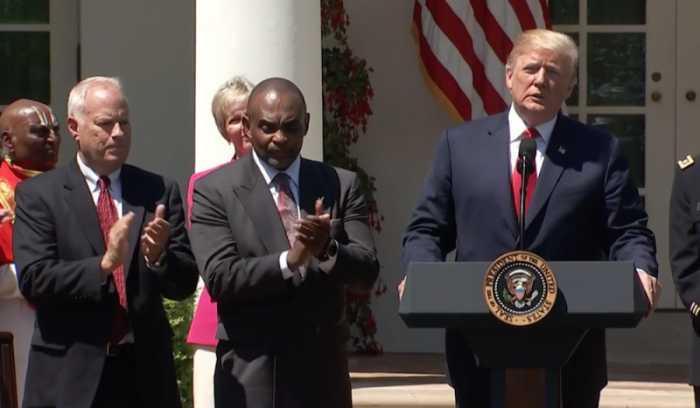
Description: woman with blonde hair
186,76,254,408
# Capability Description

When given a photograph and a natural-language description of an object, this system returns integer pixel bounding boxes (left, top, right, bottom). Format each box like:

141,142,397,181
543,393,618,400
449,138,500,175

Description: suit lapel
234,156,290,254
64,160,105,254
525,117,569,229
120,166,146,279
489,119,519,240
298,159,325,218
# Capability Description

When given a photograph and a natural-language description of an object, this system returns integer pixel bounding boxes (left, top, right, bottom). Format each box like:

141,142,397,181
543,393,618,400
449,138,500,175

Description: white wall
195,0,323,172
344,0,452,353
79,0,195,194
343,0,692,363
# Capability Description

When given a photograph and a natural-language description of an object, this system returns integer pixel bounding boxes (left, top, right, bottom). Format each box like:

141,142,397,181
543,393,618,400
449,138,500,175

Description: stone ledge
349,353,694,408
351,380,694,408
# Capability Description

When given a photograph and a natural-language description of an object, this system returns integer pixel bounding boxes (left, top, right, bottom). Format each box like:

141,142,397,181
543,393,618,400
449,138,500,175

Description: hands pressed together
100,205,171,278
286,199,331,270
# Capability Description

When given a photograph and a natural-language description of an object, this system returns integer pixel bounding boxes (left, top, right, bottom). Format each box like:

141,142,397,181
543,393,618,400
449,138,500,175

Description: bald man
0,98,61,406
190,77,380,408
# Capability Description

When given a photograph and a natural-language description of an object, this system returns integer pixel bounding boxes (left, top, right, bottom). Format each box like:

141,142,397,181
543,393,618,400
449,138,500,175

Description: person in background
669,152,700,408
14,76,199,408
186,76,254,408
0,99,61,407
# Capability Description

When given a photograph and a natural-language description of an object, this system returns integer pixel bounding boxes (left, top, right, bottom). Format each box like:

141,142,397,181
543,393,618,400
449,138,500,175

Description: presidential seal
483,251,557,326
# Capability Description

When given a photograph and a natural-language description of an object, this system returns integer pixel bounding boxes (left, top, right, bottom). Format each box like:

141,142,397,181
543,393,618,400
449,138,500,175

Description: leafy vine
321,0,387,355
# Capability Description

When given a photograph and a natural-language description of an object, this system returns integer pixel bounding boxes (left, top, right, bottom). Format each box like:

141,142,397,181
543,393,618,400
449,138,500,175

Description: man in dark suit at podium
669,153,700,408
401,29,660,408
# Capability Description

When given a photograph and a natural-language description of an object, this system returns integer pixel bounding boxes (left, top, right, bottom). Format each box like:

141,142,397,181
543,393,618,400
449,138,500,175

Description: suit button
315,326,321,333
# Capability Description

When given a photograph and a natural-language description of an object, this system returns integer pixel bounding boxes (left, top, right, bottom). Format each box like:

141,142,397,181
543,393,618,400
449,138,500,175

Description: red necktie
512,128,539,222
273,173,303,284
96,176,130,343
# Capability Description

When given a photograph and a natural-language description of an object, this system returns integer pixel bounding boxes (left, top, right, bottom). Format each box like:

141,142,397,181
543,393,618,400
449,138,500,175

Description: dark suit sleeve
596,138,658,275
190,179,291,304
669,164,700,327
13,181,104,305
321,173,379,294
151,180,199,301
401,131,457,275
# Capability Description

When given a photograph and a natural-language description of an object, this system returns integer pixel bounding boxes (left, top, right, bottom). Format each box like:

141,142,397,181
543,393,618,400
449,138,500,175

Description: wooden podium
0,332,17,408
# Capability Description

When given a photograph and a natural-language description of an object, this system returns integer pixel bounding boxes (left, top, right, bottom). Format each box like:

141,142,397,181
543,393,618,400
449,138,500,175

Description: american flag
412,0,553,122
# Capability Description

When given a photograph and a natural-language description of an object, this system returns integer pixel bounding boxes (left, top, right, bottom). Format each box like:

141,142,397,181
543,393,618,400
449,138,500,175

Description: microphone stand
518,157,531,251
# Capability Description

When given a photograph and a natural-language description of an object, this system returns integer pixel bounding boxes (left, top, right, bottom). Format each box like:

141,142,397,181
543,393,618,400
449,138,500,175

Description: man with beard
0,99,61,407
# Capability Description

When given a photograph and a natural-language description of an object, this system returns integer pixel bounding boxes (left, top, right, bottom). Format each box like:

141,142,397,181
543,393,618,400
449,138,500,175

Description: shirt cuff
0,263,22,299
317,252,338,273
279,251,294,280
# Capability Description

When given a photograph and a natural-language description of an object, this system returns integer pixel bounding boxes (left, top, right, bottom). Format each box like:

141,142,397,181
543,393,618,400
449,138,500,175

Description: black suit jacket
13,160,198,408
669,153,700,385
190,155,379,408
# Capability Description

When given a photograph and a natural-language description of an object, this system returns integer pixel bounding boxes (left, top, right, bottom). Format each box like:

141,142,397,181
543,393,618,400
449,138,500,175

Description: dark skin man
0,99,61,172
242,78,331,270
192,76,379,408
0,99,61,407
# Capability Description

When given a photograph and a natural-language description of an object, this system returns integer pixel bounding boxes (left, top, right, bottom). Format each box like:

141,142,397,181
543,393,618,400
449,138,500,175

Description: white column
195,0,323,172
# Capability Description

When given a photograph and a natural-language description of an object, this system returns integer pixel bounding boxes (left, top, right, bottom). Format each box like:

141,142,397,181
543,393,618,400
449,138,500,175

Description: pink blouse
185,158,235,346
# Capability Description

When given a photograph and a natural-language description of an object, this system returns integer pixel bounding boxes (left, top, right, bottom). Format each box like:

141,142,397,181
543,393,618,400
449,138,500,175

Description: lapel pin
558,146,566,155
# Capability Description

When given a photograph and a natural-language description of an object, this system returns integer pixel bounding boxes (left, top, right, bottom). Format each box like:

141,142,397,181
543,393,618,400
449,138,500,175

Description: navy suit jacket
402,112,657,399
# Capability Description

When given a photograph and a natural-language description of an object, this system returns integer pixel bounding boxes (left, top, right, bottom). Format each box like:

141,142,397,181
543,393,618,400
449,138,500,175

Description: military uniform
669,154,700,407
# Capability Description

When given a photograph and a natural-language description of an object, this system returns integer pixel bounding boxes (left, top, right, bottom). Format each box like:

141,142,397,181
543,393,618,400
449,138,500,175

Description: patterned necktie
273,173,303,284
512,128,539,223
96,176,130,343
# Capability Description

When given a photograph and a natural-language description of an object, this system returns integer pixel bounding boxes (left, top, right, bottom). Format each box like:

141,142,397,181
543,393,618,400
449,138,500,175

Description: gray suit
190,154,379,408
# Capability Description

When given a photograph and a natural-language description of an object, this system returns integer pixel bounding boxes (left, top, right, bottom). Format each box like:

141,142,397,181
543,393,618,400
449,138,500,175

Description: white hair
67,76,126,119
211,76,255,137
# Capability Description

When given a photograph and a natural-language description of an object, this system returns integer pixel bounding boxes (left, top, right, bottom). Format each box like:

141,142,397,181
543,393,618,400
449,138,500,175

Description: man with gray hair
401,29,660,408
13,76,199,408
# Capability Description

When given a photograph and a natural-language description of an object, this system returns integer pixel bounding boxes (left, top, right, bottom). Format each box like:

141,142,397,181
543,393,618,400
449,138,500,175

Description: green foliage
321,0,387,355
164,295,196,408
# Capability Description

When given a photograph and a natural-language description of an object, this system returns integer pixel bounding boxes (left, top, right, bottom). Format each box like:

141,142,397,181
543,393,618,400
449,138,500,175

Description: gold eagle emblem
505,269,539,309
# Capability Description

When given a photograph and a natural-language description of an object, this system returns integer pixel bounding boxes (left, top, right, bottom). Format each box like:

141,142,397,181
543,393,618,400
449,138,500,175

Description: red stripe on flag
426,0,506,114
539,0,553,29
468,0,514,64
413,2,472,120
507,0,539,31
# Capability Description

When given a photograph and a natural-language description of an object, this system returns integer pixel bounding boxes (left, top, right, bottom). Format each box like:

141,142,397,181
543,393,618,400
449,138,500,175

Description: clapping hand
294,199,331,257
100,212,135,276
141,205,170,263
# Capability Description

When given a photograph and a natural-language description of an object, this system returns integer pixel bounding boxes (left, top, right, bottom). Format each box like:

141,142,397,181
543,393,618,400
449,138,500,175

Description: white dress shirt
76,153,123,215
251,151,337,279
508,104,557,177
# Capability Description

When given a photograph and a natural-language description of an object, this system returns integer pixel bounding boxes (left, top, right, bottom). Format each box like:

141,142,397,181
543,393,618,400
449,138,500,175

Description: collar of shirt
507,104,557,145
76,152,122,196
252,150,301,191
